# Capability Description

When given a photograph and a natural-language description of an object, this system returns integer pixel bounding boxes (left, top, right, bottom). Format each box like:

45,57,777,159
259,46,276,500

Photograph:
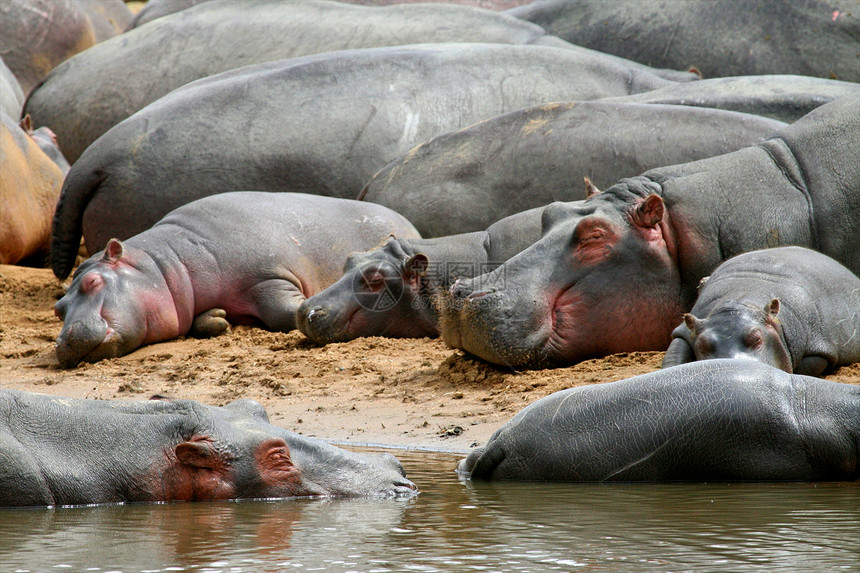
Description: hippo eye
744,329,763,349
81,273,104,294
363,271,386,290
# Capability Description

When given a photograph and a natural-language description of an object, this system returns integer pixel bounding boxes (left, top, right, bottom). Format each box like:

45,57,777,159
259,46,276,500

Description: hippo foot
190,309,231,338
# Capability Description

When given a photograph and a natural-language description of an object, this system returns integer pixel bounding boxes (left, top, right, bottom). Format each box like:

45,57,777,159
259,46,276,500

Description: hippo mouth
298,304,358,345
56,320,124,368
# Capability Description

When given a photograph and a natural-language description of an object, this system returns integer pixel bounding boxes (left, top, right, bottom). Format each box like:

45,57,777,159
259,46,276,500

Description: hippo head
54,238,179,367
439,181,683,368
297,239,438,344
153,398,417,501
683,299,793,372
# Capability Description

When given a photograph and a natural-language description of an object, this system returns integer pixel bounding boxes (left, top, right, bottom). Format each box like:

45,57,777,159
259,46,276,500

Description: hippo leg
190,309,231,338
250,279,307,332
793,356,831,377
661,337,694,368
0,436,53,506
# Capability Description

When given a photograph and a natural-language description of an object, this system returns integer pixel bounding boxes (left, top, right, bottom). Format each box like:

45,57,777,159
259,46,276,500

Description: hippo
0,389,416,507
359,101,784,237
662,247,860,376
440,96,860,368
0,56,24,119
26,0,599,163
602,74,860,123
53,192,419,367
459,359,860,482
18,115,71,176
0,112,67,266
297,207,545,344
507,0,860,83
0,0,130,94
50,42,678,279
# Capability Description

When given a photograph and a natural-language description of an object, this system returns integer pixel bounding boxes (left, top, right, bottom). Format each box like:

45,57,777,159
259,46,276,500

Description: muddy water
2,449,858,573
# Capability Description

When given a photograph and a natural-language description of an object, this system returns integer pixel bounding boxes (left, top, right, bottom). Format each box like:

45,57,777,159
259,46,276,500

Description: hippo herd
1,0,859,506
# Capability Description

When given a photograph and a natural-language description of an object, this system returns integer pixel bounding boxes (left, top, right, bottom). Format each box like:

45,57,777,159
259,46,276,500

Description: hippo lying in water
459,359,860,482
54,192,419,367
441,96,859,368
662,247,860,376
0,389,416,507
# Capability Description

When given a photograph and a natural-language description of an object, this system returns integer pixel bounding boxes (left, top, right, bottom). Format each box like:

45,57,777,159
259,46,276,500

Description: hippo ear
631,194,664,228
18,114,33,133
102,238,125,263
257,438,301,483
683,313,703,335
405,253,429,276
583,176,601,198
765,298,780,318
175,439,224,469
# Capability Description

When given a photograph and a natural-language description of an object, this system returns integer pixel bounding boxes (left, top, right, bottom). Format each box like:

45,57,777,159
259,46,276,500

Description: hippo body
360,102,784,237
508,0,860,83
297,207,545,344
441,96,860,368
0,112,66,265
459,360,860,482
663,247,860,376
50,42,676,279
53,192,419,367
603,75,860,123
26,0,584,163
0,389,416,507
0,57,24,119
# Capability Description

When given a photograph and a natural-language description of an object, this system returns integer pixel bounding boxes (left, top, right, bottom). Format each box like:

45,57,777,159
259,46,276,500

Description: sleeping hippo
0,389,416,507
297,207,545,344
662,247,860,376
459,359,860,482
53,192,419,367
440,96,859,368
49,42,679,280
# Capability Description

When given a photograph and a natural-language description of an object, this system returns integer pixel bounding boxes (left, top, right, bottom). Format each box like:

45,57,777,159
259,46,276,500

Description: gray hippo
53,192,419,367
459,359,860,482
603,74,860,123
297,207,545,344
440,96,860,368
49,42,676,279
0,389,416,507
662,247,860,376
0,112,67,265
507,0,860,82
26,0,602,163
360,101,784,237
0,56,24,119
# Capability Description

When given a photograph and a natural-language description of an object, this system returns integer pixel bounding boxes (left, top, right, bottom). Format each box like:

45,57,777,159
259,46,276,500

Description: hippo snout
56,319,110,368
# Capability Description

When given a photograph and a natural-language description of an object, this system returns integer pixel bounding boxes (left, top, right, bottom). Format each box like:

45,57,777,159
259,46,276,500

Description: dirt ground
2,263,859,455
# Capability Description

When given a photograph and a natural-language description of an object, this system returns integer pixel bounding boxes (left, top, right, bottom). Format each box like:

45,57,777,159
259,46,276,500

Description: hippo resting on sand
663,247,860,376
360,101,784,237
49,42,678,279
53,192,419,368
0,389,416,507
507,0,860,83
441,96,860,368
459,359,860,482
298,207,545,344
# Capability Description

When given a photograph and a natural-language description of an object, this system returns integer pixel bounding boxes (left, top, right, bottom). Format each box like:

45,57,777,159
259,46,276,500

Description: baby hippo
662,246,860,375
54,192,419,367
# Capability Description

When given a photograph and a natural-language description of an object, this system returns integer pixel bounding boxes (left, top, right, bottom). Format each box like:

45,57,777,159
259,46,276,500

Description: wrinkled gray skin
508,0,860,83
459,359,860,482
663,247,860,376
0,57,24,119
361,101,784,237
27,0,592,163
0,0,130,94
603,74,860,123
54,192,419,367
0,389,416,507
297,207,544,344
441,96,860,368
50,42,675,280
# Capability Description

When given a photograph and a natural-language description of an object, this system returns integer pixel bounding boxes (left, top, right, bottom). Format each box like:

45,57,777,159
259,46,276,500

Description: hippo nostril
467,288,496,301
306,307,323,323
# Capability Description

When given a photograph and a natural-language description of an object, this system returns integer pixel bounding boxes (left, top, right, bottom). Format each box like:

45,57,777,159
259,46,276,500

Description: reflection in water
1,449,857,572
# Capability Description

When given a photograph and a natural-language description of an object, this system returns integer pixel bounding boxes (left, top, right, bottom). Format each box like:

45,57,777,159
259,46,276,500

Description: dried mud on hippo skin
361,101,786,237
50,42,676,279
508,0,860,83
28,0,580,164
